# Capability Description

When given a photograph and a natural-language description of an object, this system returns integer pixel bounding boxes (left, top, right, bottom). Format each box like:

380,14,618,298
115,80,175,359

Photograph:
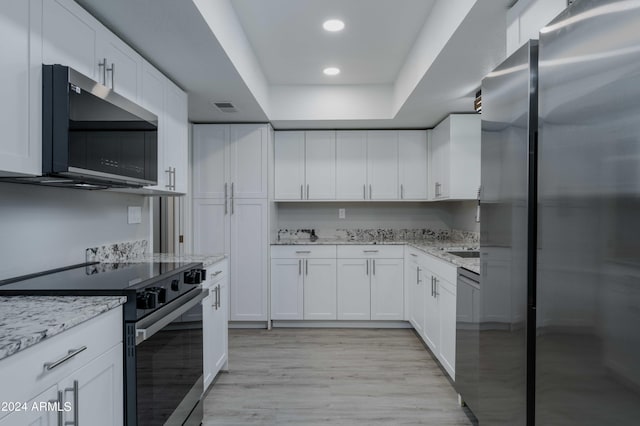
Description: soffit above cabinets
75,0,511,128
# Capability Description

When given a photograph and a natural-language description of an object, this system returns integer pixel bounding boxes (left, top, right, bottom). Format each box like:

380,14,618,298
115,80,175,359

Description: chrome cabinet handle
172,167,176,190
44,347,87,371
363,250,379,253
298,259,302,275
212,286,218,309
410,253,417,257
300,184,303,200
363,184,366,200
416,267,421,284
218,284,221,308
211,270,222,277
434,278,439,297
98,58,107,85
165,168,173,189
64,380,79,425
373,259,376,275
306,184,309,199
431,277,435,297
224,183,228,214
366,259,369,276
231,182,234,214
369,184,372,199
305,259,308,276
295,250,311,254
401,184,404,199
107,62,115,90
56,391,64,426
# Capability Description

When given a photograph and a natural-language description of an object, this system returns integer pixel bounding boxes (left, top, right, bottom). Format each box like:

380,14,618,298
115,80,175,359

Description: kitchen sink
447,250,480,258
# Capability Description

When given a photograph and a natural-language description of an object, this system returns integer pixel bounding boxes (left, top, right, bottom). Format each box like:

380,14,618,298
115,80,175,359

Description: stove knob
171,279,180,292
136,291,156,310
157,287,167,303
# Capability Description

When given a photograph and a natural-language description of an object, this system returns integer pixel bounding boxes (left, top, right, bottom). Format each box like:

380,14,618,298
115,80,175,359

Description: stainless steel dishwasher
455,267,480,417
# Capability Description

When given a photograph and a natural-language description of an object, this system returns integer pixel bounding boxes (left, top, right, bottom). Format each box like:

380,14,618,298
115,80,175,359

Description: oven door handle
135,289,208,345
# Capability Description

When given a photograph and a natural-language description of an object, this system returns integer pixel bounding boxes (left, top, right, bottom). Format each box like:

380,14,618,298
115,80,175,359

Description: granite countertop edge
128,253,228,268
272,239,480,274
0,296,126,362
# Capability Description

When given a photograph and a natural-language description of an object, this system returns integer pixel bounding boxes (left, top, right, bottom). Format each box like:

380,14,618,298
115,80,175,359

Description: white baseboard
271,320,412,329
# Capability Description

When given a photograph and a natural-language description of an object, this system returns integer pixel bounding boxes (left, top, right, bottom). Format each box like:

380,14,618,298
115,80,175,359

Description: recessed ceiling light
323,67,340,76
323,19,345,32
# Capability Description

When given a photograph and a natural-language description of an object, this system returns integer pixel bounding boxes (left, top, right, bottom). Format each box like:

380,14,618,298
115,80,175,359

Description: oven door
134,288,207,426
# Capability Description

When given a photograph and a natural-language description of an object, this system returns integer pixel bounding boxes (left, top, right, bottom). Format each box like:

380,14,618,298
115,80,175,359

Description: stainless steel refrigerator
478,0,640,424
478,40,538,426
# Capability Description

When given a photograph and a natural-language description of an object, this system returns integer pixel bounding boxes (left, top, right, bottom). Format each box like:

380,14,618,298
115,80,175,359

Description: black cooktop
0,261,200,295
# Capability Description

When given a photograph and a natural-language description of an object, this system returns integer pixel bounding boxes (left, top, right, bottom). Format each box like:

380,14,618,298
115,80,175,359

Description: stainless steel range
0,261,207,425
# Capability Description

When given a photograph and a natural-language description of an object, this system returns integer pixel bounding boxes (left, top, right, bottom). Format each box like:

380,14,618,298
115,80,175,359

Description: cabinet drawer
337,245,404,259
0,306,122,411
205,261,228,288
424,254,458,285
271,245,337,259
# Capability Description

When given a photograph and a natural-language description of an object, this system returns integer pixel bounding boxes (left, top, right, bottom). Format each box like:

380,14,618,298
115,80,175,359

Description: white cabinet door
305,131,336,200
0,0,42,177
423,271,440,352
271,259,304,320
337,259,370,320
193,199,229,256
214,278,229,373
140,62,166,191
229,124,268,199
274,131,305,200
438,281,456,379
370,259,404,321
303,258,337,320
193,125,229,199
0,384,59,426
430,118,450,199
164,80,188,194
95,31,141,102
202,285,215,389
336,131,367,200
43,0,98,81
61,343,123,426
230,198,268,321
367,131,399,200
398,131,428,200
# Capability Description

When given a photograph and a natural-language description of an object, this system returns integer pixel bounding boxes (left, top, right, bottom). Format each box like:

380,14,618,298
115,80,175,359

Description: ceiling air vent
212,101,237,113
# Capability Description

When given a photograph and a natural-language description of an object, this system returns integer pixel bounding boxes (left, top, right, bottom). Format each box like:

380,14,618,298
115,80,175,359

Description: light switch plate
338,208,346,219
128,206,142,224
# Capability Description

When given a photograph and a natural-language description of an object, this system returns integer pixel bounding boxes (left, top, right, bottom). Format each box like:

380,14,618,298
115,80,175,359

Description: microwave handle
135,289,207,345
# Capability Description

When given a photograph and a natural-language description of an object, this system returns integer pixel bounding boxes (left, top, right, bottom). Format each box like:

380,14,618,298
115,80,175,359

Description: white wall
0,182,150,279
276,202,451,235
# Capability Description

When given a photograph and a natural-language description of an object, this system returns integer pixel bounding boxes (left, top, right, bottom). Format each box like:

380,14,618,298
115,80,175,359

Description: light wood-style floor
202,328,474,425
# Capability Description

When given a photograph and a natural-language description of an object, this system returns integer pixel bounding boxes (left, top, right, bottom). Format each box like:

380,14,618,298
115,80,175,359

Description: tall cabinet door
193,199,229,256
304,258,337,320
367,131,399,200
337,259,370,320
229,124,268,199
398,131,428,200
230,198,268,321
274,131,305,200
271,258,304,320
336,131,367,200
370,259,404,320
305,131,336,200
193,125,230,199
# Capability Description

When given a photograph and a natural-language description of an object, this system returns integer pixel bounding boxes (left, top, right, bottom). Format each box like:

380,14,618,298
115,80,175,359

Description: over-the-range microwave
4,64,158,189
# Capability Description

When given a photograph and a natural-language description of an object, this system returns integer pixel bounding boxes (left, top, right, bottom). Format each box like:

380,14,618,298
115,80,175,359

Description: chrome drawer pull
44,347,87,371
363,250,379,253
211,270,223,277
295,250,311,254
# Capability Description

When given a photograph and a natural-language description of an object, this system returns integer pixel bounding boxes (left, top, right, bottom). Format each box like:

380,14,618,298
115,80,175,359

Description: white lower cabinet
303,259,337,320
202,260,229,391
337,259,371,320
438,280,457,380
0,307,123,425
370,259,404,320
407,254,426,335
270,258,304,320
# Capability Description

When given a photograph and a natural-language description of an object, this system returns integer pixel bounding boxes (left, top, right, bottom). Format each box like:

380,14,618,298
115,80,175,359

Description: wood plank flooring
202,328,474,425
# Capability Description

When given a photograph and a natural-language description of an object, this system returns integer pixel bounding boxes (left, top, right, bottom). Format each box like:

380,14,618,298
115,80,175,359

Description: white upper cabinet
336,131,368,200
274,131,336,200
367,131,399,200
305,131,336,200
140,62,167,192
229,124,269,199
398,130,428,200
163,79,189,194
95,30,142,103
194,124,270,200
429,114,481,200
274,131,305,200
0,0,42,177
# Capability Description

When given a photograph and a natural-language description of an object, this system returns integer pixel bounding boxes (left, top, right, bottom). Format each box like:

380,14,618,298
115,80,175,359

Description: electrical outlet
338,208,346,219
128,206,142,224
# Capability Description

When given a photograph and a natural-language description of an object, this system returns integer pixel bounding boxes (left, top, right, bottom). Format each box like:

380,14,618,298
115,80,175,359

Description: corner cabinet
0,307,123,426
429,114,481,200
192,124,272,323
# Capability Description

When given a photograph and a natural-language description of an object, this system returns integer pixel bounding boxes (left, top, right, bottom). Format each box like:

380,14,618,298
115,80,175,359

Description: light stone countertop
131,253,227,268
0,296,126,361
272,238,480,274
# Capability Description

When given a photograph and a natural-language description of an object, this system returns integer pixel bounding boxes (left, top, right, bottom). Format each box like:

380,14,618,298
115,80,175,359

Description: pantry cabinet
274,131,336,200
429,114,481,200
